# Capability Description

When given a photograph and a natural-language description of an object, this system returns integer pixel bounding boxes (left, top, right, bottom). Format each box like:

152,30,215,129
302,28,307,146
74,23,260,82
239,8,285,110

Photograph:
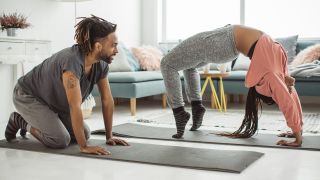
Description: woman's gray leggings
160,25,239,109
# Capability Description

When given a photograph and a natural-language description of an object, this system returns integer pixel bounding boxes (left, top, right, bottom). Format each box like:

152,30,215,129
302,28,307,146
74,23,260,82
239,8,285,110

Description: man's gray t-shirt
18,45,109,114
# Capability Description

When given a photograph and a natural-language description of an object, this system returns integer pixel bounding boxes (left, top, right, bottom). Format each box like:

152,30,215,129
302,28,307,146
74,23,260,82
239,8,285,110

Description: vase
6,28,17,36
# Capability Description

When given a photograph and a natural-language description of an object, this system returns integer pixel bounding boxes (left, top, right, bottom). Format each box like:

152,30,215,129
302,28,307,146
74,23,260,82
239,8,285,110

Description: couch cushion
294,76,320,82
108,71,163,83
109,81,166,98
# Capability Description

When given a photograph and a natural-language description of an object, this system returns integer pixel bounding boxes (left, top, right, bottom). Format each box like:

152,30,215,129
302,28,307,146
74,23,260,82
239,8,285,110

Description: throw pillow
109,45,133,72
120,42,140,71
291,44,320,66
275,35,299,64
131,45,163,71
209,62,232,72
232,54,251,71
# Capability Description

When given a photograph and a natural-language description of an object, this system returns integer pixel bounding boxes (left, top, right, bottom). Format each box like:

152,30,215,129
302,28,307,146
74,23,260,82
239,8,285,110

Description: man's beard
99,51,113,64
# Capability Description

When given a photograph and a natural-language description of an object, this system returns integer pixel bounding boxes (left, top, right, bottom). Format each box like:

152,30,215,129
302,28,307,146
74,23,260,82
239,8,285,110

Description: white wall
141,0,159,45
0,0,141,52
76,0,141,47
0,0,141,125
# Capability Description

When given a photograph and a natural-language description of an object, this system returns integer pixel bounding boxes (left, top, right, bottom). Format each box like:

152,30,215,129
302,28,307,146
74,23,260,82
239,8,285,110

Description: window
245,0,320,38
164,0,240,41
162,0,320,41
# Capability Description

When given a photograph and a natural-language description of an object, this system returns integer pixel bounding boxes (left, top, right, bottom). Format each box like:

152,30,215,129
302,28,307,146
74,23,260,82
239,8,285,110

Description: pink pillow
131,45,163,71
292,44,320,66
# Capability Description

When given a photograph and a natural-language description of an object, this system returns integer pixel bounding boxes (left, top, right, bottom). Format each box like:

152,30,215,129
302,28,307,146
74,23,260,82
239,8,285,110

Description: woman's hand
276,131,302,147
285,75,295,93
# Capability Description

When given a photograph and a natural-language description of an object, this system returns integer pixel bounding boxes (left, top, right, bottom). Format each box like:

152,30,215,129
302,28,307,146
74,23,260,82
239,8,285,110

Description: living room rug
135,109,320,135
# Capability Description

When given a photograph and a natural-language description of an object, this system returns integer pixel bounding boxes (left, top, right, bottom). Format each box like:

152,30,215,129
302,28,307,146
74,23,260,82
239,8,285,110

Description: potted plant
0,12,31,36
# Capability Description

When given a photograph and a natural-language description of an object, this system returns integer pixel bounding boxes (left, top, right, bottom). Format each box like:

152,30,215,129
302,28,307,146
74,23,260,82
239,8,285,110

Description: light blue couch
220,40,320,98
91,71,166,116
92,40,320,115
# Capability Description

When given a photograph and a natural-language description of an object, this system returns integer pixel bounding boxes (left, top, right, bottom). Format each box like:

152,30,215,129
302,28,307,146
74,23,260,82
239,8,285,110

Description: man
160,24,303,147
5,15,129,155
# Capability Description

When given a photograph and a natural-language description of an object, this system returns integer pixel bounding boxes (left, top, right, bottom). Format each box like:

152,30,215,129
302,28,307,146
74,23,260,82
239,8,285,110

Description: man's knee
43,133,71,149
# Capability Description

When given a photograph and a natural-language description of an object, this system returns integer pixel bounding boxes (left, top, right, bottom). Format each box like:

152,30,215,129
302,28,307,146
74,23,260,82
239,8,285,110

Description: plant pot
6,28,17,36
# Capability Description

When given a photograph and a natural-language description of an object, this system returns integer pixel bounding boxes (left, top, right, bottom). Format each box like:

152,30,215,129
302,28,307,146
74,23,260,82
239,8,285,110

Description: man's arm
97,78,114,139
62,71,109,154
97,78,129,146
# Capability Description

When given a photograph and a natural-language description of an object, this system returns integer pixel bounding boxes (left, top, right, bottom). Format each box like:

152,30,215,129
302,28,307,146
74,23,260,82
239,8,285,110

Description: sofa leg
239,94,244,104
229,94,235,103
130,98,136,116
162,94,167,109
114,98,119,105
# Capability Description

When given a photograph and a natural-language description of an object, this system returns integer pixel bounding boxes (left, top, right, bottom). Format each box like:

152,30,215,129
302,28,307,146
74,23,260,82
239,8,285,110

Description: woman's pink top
245,34,303,133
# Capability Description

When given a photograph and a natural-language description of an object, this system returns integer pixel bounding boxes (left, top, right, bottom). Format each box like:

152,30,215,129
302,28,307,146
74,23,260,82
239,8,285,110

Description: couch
221,39,320,99
92,38,320,115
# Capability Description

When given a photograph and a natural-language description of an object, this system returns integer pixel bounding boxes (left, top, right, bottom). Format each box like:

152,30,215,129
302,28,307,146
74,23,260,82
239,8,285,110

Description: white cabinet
0,41,25,55
0,38,51,131
0,38,51,79
0,37,51,65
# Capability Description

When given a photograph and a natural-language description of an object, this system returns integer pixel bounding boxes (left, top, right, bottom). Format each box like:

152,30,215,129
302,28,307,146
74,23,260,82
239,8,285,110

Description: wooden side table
200,72,229,112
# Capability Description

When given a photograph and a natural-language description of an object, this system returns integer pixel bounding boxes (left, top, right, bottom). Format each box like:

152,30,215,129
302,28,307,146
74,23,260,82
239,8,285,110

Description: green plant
0,12,30,31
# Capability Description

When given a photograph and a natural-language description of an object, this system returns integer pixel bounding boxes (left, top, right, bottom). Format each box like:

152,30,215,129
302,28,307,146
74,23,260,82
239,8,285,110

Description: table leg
219,77,227,112
200,77,210,97
209,78,222,112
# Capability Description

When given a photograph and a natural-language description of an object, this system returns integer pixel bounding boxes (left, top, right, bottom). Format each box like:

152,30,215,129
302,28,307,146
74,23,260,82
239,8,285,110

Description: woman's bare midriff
233,25,264,56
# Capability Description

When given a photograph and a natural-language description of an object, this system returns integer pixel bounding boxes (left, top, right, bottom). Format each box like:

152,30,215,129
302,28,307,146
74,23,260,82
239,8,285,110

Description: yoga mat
0,137,263,173
92,123,320,151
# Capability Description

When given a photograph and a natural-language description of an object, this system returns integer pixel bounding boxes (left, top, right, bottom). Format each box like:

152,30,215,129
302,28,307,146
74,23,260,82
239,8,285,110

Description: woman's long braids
74,15,117,55
224,87,275,138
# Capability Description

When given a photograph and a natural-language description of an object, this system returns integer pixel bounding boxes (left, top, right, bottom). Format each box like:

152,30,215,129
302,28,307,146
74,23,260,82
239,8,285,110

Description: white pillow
109,46,133,72
210,62,232,72
232,54,251,71
198,62,232,72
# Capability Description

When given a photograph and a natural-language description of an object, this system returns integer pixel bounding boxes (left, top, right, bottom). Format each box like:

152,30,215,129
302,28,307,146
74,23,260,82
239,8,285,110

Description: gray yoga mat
92,123,320,151
0,137,263,173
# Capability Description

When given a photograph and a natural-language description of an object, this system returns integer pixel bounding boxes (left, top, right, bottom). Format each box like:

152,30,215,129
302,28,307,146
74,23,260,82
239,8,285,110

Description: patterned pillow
131,45,163,71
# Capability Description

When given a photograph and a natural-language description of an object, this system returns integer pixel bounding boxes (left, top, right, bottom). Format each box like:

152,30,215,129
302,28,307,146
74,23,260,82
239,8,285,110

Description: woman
160,24,303,147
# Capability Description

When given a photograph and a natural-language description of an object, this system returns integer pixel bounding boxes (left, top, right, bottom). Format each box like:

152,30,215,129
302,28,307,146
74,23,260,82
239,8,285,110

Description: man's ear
94,41,102,52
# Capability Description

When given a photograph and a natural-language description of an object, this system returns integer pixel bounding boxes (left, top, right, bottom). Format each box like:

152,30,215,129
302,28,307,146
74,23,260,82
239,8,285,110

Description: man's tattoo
67,75,76,89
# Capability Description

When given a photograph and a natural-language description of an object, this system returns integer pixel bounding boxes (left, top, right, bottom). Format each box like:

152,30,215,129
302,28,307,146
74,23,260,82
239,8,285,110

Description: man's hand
80,145,111,155
276,131,302,147
285,75,295,94
107,137,130,146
